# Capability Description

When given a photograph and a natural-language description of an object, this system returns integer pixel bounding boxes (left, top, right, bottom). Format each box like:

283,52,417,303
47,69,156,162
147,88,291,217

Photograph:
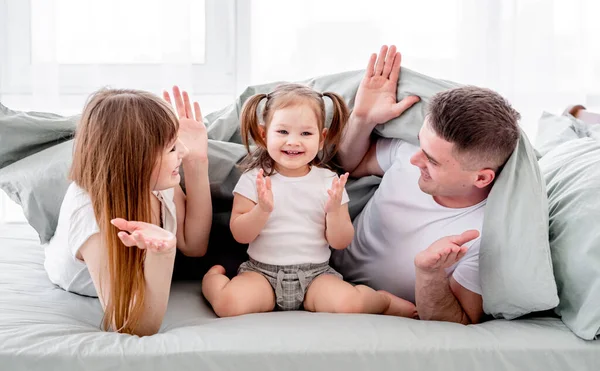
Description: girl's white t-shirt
44,182,177,297
233,166,350,266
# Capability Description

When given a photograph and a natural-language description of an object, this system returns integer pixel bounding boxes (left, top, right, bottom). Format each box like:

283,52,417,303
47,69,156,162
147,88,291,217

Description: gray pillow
0,140,73,242
0,102,76,169
538,115,600,340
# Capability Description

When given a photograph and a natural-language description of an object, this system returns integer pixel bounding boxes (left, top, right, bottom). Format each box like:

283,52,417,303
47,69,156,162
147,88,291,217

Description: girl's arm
324,173,354,249
80,220,178,336
326,203,354,249
230,169,273,244
230,194,271,244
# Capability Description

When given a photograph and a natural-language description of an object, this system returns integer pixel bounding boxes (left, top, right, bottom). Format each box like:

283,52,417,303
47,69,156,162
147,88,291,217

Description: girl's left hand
325,173,349,214
163,86,208,161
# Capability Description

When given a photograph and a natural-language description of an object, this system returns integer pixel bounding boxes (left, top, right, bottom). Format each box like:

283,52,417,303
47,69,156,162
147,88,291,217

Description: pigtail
320,92,349,166
239,93,275,173
240,94,267,152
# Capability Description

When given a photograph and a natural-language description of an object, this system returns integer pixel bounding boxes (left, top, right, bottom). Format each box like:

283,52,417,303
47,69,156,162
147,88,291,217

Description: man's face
410,120,479,199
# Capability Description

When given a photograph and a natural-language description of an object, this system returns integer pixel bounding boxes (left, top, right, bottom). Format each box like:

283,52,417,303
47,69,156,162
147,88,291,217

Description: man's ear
320,128,328,150
474,169,495,189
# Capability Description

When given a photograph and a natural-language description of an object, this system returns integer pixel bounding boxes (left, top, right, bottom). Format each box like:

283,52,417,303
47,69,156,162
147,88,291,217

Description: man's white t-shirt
233,166,349,266
331,138,485,303
44,182,177,297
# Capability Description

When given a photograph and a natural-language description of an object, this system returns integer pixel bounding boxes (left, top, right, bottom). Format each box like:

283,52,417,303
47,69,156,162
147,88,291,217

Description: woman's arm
174,158,212,257
164,86,212,257
79,226,177,336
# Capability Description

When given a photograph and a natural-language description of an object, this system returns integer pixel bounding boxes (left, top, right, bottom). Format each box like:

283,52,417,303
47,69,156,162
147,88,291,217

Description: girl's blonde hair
239,83,349,175
70,89,179,334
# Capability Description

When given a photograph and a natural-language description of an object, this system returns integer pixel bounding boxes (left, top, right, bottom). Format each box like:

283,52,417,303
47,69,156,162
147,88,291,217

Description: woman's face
150,137,188,191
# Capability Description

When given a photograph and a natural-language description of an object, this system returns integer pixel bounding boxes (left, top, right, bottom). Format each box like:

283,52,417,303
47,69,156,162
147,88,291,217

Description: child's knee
329,288,367,313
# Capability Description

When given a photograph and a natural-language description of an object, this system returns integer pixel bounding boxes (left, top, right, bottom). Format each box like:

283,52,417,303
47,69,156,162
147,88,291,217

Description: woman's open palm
163,86,208,161
111,218,177,255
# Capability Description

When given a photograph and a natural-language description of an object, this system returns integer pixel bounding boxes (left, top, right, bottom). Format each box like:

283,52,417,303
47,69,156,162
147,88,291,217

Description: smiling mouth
282,150,304,156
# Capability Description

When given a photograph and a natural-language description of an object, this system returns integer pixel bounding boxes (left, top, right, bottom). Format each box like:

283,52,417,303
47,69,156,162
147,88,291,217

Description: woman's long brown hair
70,89,179,334
239,83,349,175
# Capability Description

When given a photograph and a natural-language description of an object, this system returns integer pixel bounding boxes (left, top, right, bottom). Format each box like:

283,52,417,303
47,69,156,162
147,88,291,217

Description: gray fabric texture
536,112,600,340
0,223,598,371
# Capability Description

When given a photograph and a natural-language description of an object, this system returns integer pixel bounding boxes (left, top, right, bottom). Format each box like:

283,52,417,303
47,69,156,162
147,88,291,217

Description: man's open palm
353,45,420,126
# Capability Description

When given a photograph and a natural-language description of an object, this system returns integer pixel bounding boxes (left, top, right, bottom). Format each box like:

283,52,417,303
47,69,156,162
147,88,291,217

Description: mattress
1,223,598,371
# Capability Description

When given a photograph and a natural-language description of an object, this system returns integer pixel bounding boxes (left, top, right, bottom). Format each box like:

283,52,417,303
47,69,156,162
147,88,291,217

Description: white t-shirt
44,182,177,297
233,166,350,266
331,138,485,303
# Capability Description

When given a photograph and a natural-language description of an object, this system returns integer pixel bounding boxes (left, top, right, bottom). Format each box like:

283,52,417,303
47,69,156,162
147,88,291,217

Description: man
331,45,521,324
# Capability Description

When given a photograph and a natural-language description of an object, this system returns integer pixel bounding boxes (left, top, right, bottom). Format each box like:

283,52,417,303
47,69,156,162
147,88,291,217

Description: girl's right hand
256,169,274,213
111,218,177,255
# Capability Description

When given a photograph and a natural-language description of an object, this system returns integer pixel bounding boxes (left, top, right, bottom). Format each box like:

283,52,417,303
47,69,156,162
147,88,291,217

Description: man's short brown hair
427,86,521,170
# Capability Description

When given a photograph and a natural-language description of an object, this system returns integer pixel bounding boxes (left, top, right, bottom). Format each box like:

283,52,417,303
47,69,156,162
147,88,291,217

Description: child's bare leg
202,265,275,317
378,290,419,319
304,274,417,318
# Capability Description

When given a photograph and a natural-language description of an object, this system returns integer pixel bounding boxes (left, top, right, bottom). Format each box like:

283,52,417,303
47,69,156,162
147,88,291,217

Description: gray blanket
0,68,558,319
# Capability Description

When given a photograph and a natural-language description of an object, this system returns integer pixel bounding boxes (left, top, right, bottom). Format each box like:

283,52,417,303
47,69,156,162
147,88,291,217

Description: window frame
0,0,237,95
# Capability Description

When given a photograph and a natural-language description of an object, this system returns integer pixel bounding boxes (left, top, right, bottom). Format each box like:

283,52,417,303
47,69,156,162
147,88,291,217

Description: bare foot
201,265,229,308
379,290,419,319
204,264,226,276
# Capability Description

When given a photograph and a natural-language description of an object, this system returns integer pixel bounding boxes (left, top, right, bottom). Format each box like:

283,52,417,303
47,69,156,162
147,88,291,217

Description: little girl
202,83,417,318
44,86,212,336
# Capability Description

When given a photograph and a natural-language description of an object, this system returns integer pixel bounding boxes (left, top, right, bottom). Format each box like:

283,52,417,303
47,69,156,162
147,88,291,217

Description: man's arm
348,138,384,178
338,114,379,174
413,230,484,324
337,45,420,174
415,270,483,324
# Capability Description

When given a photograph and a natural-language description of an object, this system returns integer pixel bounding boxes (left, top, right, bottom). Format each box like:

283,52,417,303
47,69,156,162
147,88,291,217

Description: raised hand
163,86,208,161
111,218,177,255
325,172,349,214
256,169,274,213
414,230,480,272
353,45,420,126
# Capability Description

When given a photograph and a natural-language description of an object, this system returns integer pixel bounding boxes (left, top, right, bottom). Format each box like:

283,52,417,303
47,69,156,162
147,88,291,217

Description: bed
1,222,599,371
2,62,600,370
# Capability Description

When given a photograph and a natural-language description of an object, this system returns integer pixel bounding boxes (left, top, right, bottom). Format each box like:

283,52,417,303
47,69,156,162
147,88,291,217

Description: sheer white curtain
248,0,600,138
0,0,238,223
0,0,237,116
